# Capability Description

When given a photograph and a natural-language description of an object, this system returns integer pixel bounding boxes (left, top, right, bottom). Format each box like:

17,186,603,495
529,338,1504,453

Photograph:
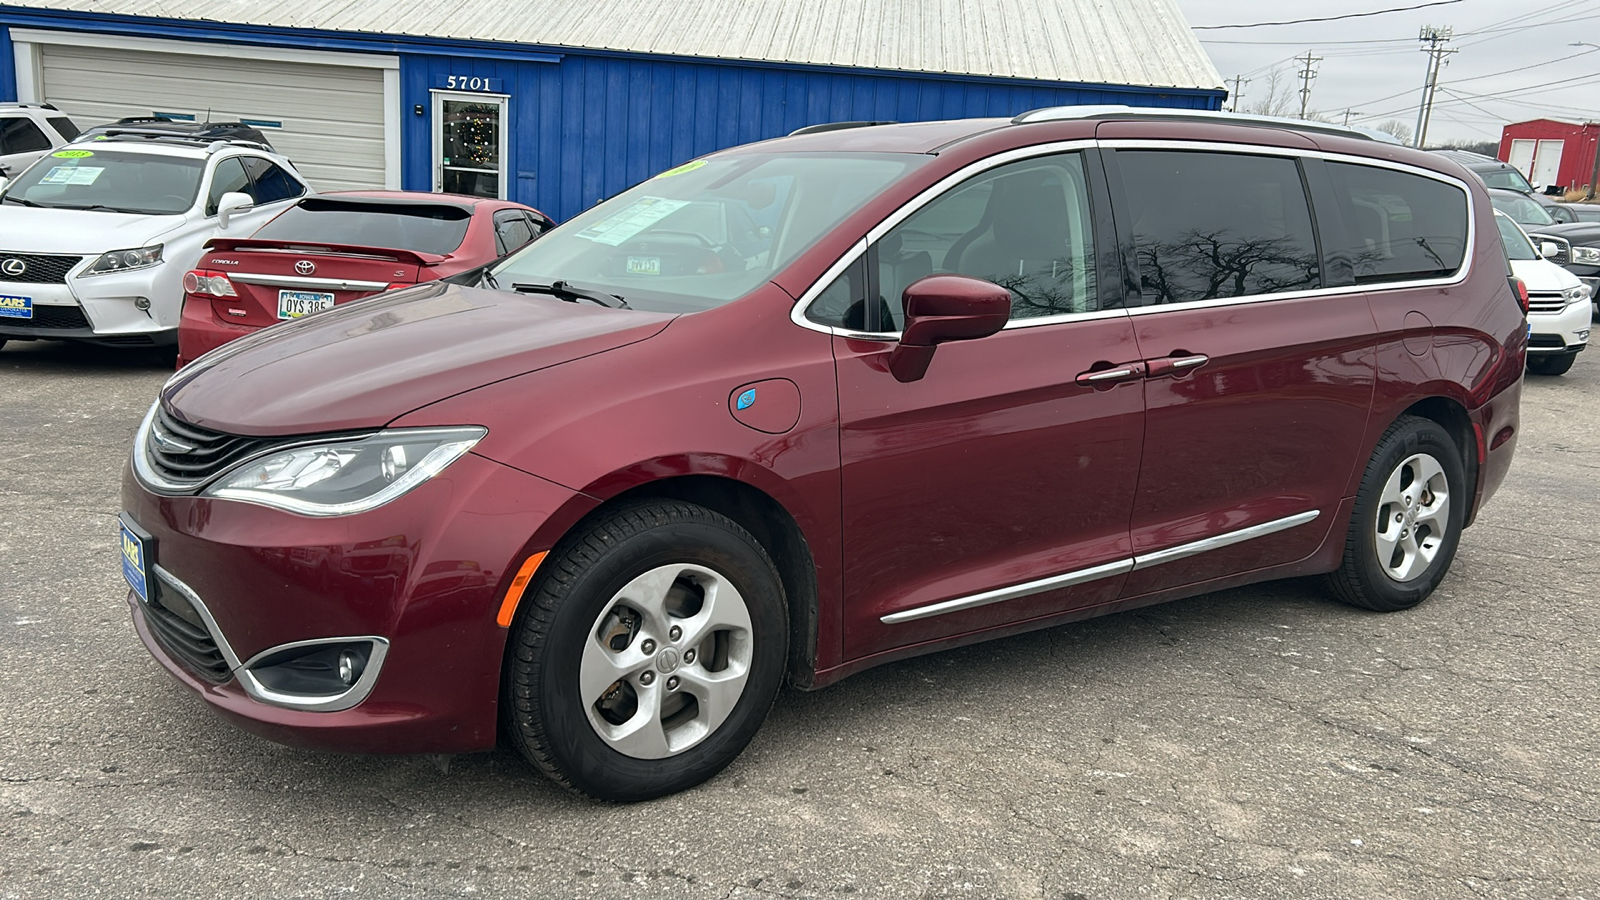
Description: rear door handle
1145,353,1209,377
1075,362,1146,386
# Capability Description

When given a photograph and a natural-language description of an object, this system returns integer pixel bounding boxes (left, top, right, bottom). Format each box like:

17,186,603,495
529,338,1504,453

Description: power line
1192,0,1463,30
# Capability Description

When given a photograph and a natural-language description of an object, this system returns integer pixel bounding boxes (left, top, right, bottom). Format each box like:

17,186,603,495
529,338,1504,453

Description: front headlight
80,244,163,277
1571,246,1600,265
203,427,487,516
1562,285,1588,304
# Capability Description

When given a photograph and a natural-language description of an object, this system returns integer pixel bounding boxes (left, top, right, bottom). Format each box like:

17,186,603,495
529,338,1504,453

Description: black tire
1526,352,1576,376
504,499,788,801
1325,416,1466,612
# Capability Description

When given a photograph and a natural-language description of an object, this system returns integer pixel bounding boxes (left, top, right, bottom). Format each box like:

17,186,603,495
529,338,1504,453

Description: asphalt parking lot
1,338,1597,900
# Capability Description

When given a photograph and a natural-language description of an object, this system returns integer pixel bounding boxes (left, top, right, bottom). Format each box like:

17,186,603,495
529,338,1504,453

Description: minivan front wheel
505,500,788,801
1326,416,1465,612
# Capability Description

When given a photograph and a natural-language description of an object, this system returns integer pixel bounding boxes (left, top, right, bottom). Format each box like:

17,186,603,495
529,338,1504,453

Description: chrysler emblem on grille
1,258,25,277
294,260,316,275
150,426,195,455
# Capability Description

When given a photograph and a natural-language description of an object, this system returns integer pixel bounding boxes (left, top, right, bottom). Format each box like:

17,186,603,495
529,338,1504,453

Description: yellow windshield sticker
654,159,706,179
51,149,95,158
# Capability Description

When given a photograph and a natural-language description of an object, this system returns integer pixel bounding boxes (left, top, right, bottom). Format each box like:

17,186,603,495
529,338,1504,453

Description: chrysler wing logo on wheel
294,260,316,275
1,259,25,278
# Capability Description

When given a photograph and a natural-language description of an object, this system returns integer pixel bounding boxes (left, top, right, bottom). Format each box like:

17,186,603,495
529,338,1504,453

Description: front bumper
120,450,593,754
1,267,178,345
1527,300,1591,355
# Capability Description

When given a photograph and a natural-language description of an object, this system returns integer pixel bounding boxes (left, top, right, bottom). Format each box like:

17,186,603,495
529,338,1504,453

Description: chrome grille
142,573,231,684
145,406,277,489
0,253,82,284
1526,292,1569,314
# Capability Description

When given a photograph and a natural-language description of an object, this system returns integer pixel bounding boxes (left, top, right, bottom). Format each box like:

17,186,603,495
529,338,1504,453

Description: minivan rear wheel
504,500,788,801
1325,416,1465,612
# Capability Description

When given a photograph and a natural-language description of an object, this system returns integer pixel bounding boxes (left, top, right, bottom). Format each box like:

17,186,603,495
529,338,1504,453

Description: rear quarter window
1326,162,1468,284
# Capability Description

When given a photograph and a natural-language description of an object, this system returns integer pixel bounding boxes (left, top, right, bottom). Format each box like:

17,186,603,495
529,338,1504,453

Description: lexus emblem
294,260,316,275
1,258,25,278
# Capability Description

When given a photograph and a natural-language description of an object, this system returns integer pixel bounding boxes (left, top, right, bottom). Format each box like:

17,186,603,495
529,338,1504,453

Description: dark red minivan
175,192,552,367
119,109,1524,801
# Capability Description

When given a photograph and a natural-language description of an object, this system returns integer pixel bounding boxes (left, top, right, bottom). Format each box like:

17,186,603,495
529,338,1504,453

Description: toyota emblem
294,260,316,275
1,258,25,278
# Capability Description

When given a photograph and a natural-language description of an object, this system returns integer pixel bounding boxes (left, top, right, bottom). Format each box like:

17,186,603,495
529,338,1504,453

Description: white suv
1495,210,1590,376
0,103,80,180
0,132,310,351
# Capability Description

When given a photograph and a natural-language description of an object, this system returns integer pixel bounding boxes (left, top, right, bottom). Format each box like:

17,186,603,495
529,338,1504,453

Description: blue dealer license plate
0,295,33,319
119,514,152,602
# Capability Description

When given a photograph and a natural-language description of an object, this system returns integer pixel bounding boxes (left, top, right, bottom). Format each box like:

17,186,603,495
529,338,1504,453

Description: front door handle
1145,353,1209,377
1076,361,1146,386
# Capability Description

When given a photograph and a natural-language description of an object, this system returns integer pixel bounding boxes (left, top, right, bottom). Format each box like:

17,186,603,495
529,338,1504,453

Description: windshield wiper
511,280,629,309
1,196,43,207
52,204,147,214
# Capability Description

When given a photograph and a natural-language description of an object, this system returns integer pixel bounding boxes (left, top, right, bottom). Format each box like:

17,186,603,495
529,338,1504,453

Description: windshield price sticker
436,75,504,93
575,197,689,246
51,149,95,159
39,166,105,186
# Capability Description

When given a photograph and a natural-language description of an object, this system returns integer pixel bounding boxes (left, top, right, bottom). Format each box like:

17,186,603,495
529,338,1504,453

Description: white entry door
1532,140,1565,189
431,92,508,199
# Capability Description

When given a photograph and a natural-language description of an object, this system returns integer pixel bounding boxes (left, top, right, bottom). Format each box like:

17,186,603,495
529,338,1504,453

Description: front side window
47,117,81,141
205,157,251,216
1326,162,1469,284
5,149,203,215
0,118,52,154
493,210,535,255
489,152,924,313
875,152,1099,329
1115,150,1320,304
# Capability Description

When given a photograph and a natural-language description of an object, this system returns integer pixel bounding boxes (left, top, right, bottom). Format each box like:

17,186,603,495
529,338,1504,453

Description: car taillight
386,282,414,292
183,269,237,298
1509,276,1529,314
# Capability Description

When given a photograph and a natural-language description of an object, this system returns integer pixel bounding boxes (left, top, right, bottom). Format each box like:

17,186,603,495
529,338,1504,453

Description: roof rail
0,101,59,111
83,132,271,153
788,120,897,136
1011,105,1403,144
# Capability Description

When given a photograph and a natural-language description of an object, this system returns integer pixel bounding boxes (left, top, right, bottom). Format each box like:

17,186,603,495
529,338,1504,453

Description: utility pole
1413,26,1457,149
1342,109,1363,127
1225,75,1250,113
1295,51,1322,119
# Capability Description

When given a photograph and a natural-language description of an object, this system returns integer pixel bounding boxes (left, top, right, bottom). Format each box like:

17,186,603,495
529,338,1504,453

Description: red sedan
176,192,551,367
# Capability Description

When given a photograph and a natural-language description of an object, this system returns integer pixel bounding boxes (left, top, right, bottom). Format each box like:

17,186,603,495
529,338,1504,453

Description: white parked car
0,127,310,352
1495,210,1590,376
0,102,80,181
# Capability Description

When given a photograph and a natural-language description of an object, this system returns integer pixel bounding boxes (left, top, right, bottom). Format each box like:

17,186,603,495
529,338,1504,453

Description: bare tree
1374,119,1414,144
1246,66,1298,118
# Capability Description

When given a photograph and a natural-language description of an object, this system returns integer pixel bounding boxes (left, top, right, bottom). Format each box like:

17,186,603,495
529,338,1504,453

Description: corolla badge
736,388,757,410
294,260,316,275
1,259,26,278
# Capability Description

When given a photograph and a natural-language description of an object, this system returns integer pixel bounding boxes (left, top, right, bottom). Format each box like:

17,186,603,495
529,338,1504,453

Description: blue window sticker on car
736,388,757,410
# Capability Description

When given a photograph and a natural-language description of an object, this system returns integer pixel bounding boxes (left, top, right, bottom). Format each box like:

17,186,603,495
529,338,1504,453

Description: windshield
488,152,925,312
1479,168,1535,193
253,199,473,254
3,150,203,214
1494,215,1537,261
1490,193,1556,227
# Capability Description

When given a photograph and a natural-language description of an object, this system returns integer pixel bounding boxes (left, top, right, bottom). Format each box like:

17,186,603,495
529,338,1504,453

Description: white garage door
37,43,387,192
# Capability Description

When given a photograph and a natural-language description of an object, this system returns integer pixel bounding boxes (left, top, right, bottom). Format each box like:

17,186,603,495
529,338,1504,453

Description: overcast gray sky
1171,0,1600,144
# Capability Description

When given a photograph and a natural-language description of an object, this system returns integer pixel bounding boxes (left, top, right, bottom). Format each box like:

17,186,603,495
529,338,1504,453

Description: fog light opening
247,640,374,697
338,648,362,685
133,297,152,311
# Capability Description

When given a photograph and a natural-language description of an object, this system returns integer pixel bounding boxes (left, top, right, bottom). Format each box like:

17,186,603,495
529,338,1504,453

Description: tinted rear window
1326,162,1468,284
47,117,81,141
253,200,473,254
1114,149,1320,304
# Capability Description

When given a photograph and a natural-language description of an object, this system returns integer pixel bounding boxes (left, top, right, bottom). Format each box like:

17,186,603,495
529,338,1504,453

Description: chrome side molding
880,510,1321,624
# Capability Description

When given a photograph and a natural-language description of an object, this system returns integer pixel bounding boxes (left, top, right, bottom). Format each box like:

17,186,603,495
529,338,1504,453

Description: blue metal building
0,1,1225,222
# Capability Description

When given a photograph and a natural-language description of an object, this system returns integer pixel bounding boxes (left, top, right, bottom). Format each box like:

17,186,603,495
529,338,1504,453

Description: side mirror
216,191,254,229
1540,241,1561,259
887,274,1011,383
0,175,9,194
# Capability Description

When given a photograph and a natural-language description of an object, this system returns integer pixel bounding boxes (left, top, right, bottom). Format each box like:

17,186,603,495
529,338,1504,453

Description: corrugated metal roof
8,0,1224,90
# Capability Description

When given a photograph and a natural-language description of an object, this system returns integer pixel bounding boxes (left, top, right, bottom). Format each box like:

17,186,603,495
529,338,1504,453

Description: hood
1528,222,1600,245
0,206,185,252
1509,256,1581,291
164,281,676,435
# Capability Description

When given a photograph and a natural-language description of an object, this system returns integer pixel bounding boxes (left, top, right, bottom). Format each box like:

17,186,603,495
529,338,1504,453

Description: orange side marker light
496,551,548,627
